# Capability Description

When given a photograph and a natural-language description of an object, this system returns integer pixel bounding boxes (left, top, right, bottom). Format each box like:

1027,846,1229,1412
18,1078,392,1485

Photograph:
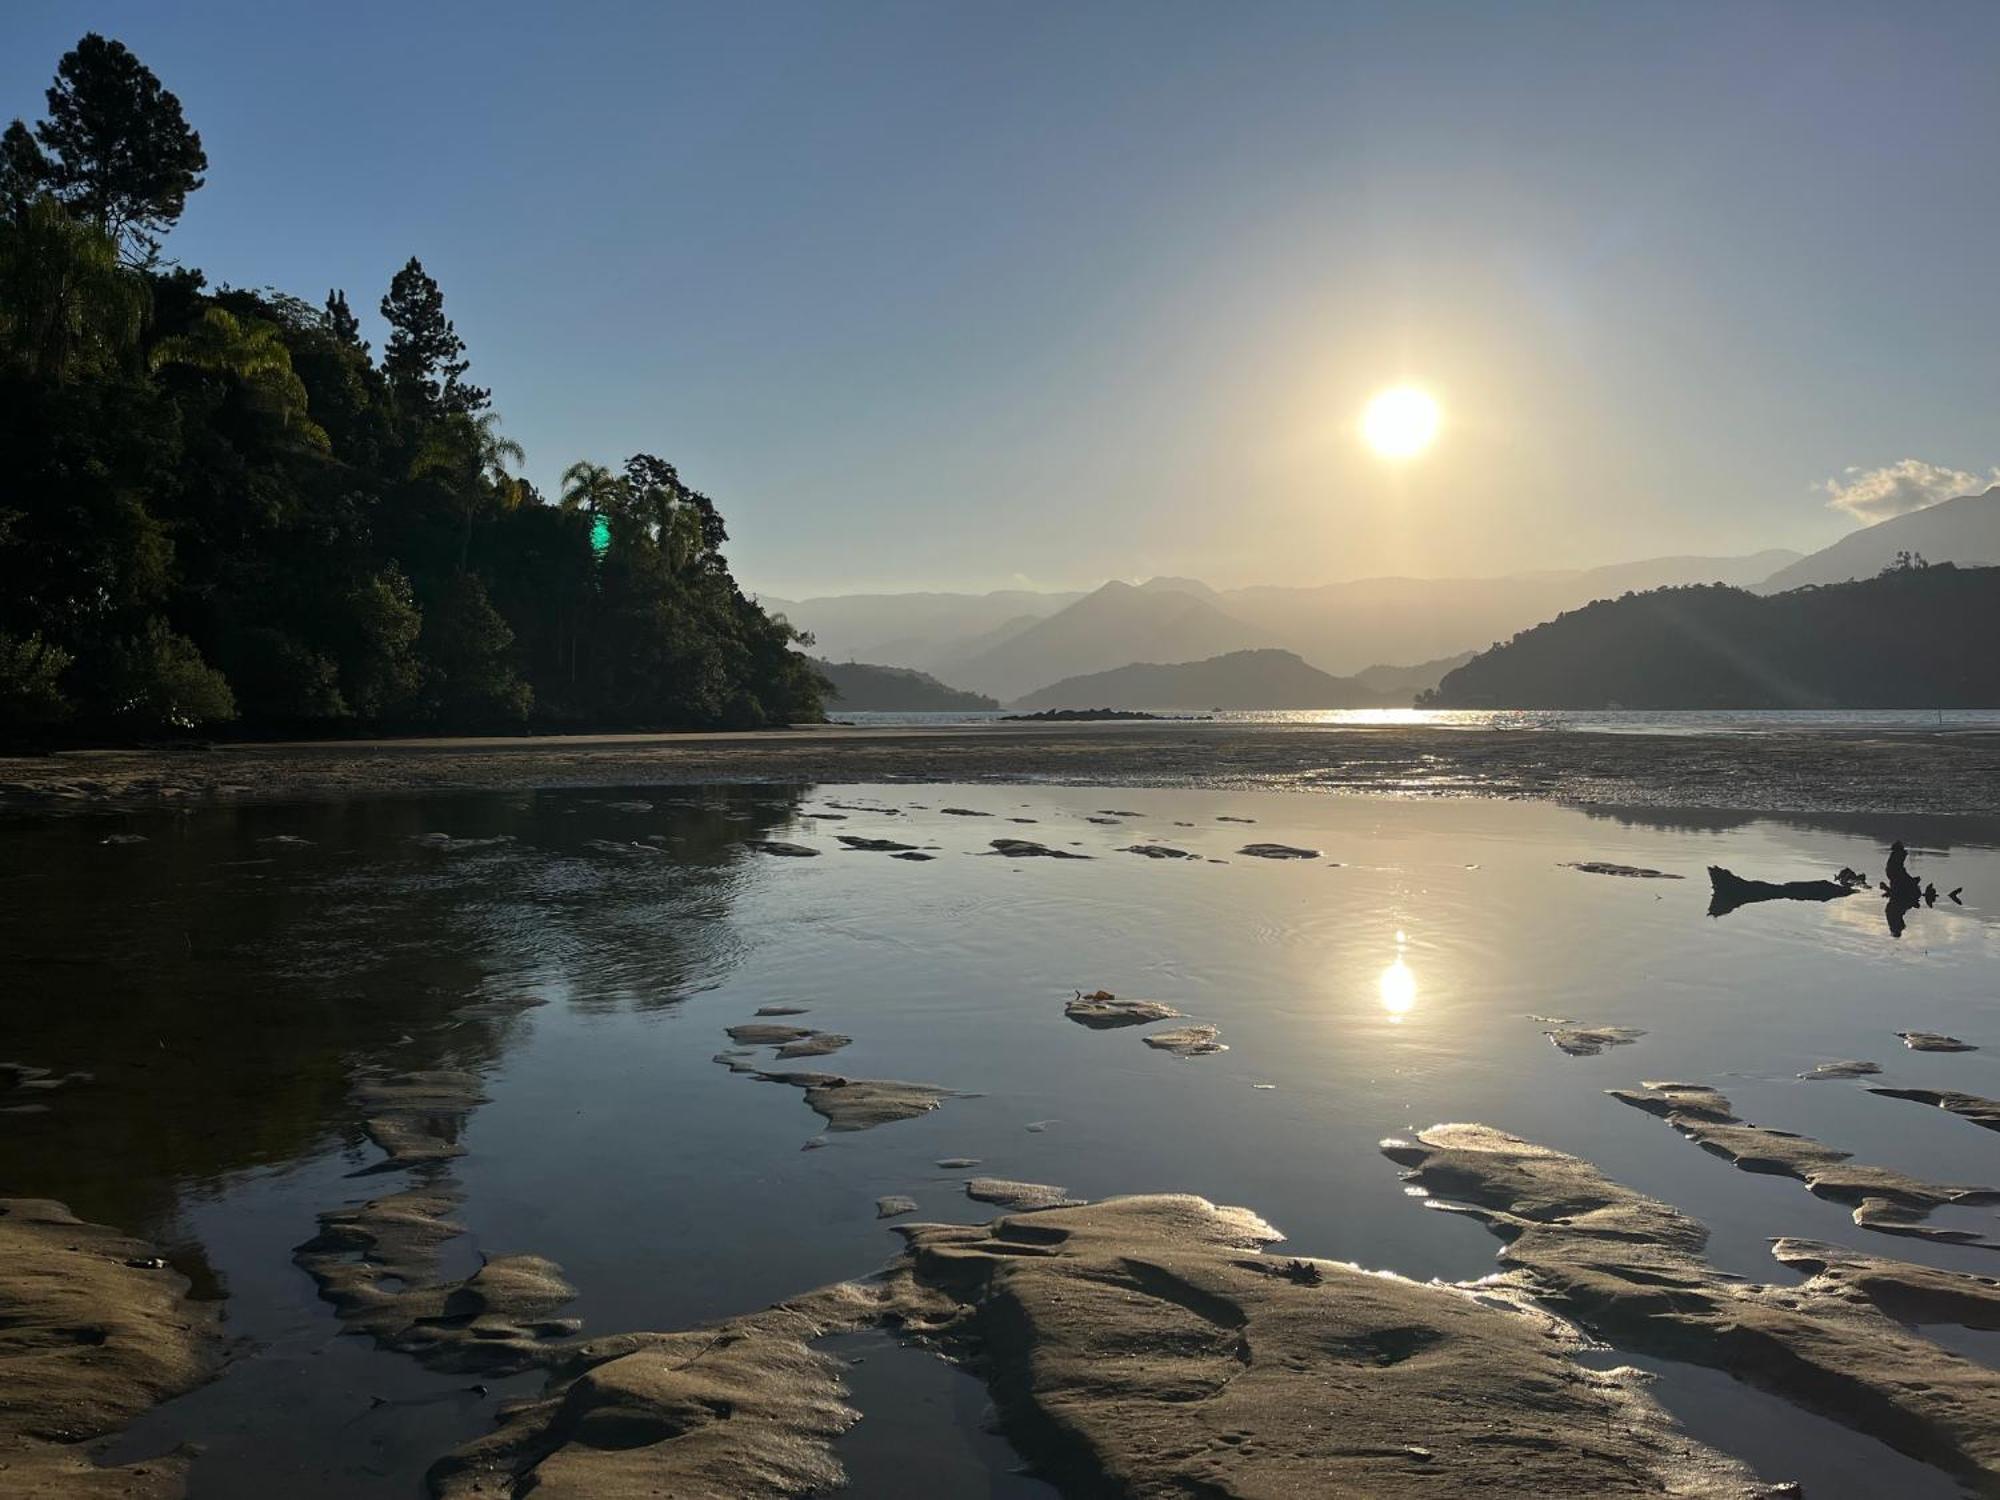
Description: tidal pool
3,785,1996,1496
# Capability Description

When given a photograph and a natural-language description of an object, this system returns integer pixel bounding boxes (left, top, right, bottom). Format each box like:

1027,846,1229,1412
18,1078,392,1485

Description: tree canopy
1,34,825,740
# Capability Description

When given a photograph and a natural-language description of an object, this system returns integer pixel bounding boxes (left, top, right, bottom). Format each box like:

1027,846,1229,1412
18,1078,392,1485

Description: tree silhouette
380,257,487,417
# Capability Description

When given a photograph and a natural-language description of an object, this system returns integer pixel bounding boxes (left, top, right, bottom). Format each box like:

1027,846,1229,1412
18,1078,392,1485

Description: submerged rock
875,1195,918,1220
1121,844,1198,859
986,839,1090,859
963,1177,1080,1211
583,838,666,856
1543,1023,1646,1057
1063,990,1183,1028
1238,843,1319,859
936,1157,981,1169
1143,1024,1227,1056
747,840,820,857
726,1023,817,1047
0,1199,224,1498
1564,861,1682,879
890,850,935,861
1800,1060,1883,1080
938,807,989,817
1382,1122,2000,1492
776,1033,852,1059
1609,1080,2000,1247
1899,1031,1977,1052
1870,1086,2000,1134
754,1004,811,1016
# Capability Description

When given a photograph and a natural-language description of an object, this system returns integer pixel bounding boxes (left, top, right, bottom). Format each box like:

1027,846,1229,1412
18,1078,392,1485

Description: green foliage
0,33,824,744
31,34,207,265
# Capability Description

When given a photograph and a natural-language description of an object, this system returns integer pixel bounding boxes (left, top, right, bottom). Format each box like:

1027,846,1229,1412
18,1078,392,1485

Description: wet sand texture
1383,1123,2000,1490
1543,1024,1646,1057
893,1195,1774,1498
0,1198,222,1498
352,1071,488,1174
750,1071,952,1131
963,1178,1081,1211
1800,1061,1882,1080
1063,991,1183,1028
1609,1081,2000,1246
1143,1024,1228,1056
429,1282,906,1500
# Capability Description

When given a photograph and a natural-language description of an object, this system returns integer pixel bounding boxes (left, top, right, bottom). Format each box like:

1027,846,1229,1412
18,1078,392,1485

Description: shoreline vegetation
5,720,2000,816
3,35,825,746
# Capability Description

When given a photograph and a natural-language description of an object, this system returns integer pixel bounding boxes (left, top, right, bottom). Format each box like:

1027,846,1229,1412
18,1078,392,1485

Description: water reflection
1379,930,1417,1020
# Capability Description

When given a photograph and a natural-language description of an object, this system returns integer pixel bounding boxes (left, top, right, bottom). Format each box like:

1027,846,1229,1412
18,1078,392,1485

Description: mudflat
5,721,2000,812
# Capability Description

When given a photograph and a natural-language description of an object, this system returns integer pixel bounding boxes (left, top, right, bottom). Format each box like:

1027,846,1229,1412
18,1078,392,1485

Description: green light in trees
590,515,611,556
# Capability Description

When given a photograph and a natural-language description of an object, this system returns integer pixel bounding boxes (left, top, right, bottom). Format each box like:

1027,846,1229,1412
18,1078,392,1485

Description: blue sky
8,2,2000,595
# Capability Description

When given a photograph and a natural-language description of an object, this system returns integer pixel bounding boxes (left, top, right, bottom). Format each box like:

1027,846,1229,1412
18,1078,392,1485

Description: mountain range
1012,649,1402,710
768,487,2000,707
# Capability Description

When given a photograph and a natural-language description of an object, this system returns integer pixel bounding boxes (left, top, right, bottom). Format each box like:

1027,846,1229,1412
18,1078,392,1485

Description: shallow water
4,784,1998,1496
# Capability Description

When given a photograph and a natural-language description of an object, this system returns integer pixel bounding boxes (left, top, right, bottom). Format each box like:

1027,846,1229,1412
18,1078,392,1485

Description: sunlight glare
1361,387,1440,459
1379,956,1417,1019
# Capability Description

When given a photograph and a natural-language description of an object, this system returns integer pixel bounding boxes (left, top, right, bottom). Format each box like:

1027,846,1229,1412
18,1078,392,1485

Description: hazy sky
9,2,2000,597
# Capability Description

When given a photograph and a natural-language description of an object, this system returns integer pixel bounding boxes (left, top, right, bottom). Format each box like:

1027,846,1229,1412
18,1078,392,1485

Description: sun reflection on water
1379,928,1417,1020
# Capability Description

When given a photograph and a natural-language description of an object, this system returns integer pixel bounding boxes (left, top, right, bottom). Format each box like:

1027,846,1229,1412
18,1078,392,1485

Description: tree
0,197,147,382
33,34,207,266
324,289,366,354
410,410,526,567
149,306,328,449
1,121,49,220
380,257,487,417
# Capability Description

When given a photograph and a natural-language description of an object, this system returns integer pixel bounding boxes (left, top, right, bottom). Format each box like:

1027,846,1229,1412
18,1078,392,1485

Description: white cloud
1819,458,1998,524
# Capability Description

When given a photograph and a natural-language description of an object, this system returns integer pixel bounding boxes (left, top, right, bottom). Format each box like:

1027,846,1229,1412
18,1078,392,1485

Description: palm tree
149,306,327,449
559,460,623,516
410,411,527,568
0,197,147,382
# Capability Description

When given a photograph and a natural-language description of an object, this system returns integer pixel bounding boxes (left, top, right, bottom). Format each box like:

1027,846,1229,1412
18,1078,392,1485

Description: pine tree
324,289,367,355
379,257,487,417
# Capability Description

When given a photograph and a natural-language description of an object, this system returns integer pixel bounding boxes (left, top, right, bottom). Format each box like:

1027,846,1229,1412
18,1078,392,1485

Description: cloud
1819,459,1998,525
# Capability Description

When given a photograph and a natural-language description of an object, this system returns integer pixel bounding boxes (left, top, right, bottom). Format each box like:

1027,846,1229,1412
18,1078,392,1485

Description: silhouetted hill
1351,652,1476,700
1425,564,2000,708
951,582,1278,701
1012,649,1398,710
1758,488,2000,591
814,659,997,711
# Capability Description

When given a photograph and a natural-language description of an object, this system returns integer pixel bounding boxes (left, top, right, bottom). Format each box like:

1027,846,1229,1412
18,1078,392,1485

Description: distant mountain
1426,563,2000,708
1012,649,1399,710
760,589,1081,669
1351,652,1477,700
950,581,1278,701
761,550,1803,695
1759,488,2000,592
813,659,997,711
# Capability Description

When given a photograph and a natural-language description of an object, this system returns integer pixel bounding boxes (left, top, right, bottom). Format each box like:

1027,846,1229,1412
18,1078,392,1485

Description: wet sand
6,720,2000,813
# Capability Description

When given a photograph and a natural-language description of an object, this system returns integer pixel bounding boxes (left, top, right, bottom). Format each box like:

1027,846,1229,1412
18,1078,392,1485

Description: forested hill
1,34,824,740
815,660,997,711
1422,563,2000,709
1012,649,1397,710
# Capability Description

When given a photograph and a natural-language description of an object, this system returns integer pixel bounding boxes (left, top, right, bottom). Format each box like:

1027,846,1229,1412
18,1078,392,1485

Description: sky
8,2,2000,598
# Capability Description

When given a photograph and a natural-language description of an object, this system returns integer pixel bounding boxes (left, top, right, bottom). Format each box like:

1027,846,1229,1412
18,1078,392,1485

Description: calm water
4,785,1998,1496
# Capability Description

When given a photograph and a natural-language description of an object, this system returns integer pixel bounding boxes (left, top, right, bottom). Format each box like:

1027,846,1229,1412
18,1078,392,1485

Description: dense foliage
1423,561,2000,709
1,35,824,739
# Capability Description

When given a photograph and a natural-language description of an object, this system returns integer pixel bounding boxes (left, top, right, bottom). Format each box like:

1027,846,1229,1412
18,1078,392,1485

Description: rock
875,1196,918,1220
0,1199,224,1498
986,839,1090,859
938,808,989,817
1382,1122,2000,1493
1609,1080,2000,1247
1121,844,1198,859
894,1195,1776,1498
1542,1024,1646,1057
1063,990,1183,1028
835,835,922,853
890,850,936,861
754,1004,811,1016
1098,809,1146,817
1216,815,1255,824
1238,843,1319,859
1899,1031,1976,1052
935,1157,980,1169
1707,865,1857,915
1869,1086,2000,1134
776,1034,852,1060
964,1178,1080,1211
725,1024,816,1047
1563,861,1682,879
747,840,819,857
1143,1024,1227,1057
584,838,666,856
1085,815,1121,825
1800,1060,1883,1080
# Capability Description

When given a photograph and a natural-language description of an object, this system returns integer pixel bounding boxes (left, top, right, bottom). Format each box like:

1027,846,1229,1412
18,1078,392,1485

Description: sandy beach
6,720,2000,815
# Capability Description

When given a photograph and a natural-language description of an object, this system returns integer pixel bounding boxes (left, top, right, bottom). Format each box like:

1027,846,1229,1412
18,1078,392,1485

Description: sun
1361,386,1440,459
